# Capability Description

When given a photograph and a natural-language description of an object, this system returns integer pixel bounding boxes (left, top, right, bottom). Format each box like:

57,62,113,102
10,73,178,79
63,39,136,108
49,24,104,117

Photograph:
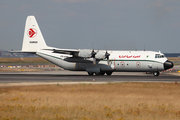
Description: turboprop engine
94,51,106,59
78,49,92,58
78,49,110,65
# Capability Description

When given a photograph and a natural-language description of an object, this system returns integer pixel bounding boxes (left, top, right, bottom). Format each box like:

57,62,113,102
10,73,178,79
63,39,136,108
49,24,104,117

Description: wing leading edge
43,48,79,56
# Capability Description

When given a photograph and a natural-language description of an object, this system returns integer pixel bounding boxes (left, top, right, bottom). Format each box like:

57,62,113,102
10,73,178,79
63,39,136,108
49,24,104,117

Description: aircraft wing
43,48,79,55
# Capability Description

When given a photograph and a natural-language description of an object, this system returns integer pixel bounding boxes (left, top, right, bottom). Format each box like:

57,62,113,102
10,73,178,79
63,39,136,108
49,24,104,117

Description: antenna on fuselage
129,46,131,53
144,44,146,51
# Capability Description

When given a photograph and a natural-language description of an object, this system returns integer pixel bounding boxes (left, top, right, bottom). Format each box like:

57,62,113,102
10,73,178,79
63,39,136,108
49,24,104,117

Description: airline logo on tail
28,28,37,38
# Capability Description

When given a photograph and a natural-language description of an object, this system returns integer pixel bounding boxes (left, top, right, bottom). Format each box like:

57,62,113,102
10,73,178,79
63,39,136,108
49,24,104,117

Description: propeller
105,50,110,65
91,49,97,65
90,47,110,65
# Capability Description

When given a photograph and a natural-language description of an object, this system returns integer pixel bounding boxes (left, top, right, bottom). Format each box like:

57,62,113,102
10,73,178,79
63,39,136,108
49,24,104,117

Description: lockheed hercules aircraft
18,16,174,76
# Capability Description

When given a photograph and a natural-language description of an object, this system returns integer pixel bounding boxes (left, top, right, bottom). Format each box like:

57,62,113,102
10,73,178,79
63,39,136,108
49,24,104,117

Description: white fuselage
37,50,167,72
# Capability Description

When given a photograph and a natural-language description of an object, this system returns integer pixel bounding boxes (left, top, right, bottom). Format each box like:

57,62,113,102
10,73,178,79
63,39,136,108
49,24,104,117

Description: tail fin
22,16,48,52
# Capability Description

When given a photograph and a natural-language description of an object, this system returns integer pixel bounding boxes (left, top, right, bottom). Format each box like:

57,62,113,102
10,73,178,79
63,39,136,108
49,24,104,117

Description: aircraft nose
164,60,174,70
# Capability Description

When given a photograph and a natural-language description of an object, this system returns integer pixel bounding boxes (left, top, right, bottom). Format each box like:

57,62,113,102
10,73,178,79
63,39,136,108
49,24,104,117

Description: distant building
164,53,180,57
0,50,37,57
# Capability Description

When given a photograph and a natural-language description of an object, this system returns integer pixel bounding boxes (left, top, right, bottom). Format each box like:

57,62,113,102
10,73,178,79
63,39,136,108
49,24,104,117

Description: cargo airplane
17,16,174,76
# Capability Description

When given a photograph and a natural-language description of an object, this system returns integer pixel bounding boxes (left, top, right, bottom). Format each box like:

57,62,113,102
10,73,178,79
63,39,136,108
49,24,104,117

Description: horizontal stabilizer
10,50,36,54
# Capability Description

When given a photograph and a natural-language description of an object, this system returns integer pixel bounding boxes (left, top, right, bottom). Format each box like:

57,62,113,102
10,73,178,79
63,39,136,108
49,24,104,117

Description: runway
0,71,179,85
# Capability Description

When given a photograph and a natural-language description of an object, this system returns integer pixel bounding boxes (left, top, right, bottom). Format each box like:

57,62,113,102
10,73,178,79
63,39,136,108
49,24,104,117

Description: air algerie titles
119,55,141,58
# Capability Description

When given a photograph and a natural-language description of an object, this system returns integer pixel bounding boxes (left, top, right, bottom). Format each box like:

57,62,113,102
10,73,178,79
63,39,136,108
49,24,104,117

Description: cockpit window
155,54,165,58
155,54,160,58
160,55,165,58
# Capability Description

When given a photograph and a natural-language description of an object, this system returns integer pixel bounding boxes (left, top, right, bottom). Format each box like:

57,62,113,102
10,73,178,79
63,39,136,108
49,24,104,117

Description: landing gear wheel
88,72,94,76
106,71,112,76
95,72,101,76
153,71,160,76
100,72,105,75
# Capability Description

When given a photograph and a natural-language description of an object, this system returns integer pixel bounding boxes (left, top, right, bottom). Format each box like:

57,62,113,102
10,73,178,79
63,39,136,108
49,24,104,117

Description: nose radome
164,60,174,70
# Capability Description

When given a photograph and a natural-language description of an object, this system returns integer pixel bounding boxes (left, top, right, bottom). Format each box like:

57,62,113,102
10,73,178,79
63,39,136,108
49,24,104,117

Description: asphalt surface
0,71,179,84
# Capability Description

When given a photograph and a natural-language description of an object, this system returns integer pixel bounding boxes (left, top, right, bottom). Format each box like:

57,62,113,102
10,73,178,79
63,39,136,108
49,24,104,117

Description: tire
95,72,101,76
88,72,94,76
106,71,112,76
153,71,160,76
100,72,105,75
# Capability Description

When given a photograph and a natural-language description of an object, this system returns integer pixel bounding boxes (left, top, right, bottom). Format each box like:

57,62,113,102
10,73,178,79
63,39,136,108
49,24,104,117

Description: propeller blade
93,58,96,65
91,49,97,65
91,49,97,58
105,50,110,65
107,56,110,65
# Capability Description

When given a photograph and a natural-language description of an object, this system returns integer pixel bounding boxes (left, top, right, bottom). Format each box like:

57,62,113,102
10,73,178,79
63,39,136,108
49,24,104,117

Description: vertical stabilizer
22,16,47,52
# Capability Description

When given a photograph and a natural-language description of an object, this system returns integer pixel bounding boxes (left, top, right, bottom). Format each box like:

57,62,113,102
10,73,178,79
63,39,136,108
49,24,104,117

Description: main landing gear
88,71,112,76
153,71,160,76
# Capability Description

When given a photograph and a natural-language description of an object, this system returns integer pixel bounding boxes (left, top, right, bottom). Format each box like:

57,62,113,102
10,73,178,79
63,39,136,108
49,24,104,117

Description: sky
0,0,180,53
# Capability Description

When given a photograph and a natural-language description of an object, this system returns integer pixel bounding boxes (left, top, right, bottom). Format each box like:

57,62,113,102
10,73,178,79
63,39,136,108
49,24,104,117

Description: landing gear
88,72,94,76
153,71,160,76
95,72,101,76
87,71,112,76
100,72,105,75
106,71,112,76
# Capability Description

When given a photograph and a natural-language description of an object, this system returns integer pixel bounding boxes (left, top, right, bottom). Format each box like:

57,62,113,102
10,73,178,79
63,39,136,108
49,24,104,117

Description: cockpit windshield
155,54,165,58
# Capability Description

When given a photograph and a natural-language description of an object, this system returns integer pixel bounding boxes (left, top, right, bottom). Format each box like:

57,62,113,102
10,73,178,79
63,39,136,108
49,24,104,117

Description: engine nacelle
78,49,108,61
78,49,92,58
95,51,106,60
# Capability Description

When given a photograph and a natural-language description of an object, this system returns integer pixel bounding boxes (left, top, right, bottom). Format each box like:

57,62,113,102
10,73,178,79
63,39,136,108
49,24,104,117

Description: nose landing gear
153,71,160,76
